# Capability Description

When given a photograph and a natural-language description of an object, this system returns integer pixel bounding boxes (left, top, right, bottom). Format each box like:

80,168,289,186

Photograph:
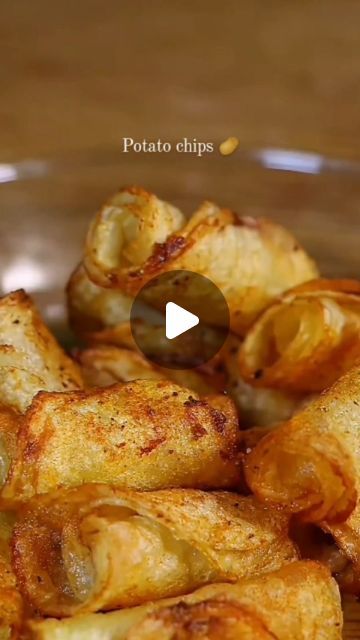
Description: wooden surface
1,0,360,162
343,598,360,639
1,2,360,637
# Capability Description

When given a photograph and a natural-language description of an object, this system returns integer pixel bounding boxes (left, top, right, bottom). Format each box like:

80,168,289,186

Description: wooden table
1,2,360,637
1,0,360,162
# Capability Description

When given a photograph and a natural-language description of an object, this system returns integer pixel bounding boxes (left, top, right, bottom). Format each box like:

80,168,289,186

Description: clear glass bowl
1,146,359,335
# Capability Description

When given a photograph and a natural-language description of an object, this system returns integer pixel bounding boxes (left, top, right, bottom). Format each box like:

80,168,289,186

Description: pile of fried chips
3,186,360,638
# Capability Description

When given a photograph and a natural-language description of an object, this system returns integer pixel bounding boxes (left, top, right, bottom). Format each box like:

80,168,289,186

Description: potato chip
13,485,297,616
26,562,342,640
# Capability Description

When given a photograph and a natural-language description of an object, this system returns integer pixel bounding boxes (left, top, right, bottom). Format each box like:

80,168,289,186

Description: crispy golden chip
83,187,318,335
86,186,185,273
13,484,297,616
229,378,301,427
26,562,342,640
290,521,360,594
80,329,302,428
67,264,134,335
240,425,277,454
321,502,360,594
245,364,360,524
0,405,20,488
0,290,83,412
127,601,275,640
85,328,302,427
82,320,137,349
77,344,166,387
77,344,217,396
84,186,185,284
218,334,303,427
2,380,241,503
239,279,360,393
83,319,225,385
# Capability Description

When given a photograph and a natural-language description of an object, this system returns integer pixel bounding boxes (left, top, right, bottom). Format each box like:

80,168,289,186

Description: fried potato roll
79,328,293,426
80,328,304,426
230,378,301,427
0,290,83,412
0,405,20,488
84,317,226,378
239,279,360,393
26,561,342,640
77,345,216,396
0,405,21,487
78,344,166,386
83,187,318,335
2,380,241,503
81,319,137,349
218,334,303,427
13,485,297,616
290,522,360,594
321,503,360,593
240,425,276,454
67,264,134,335
245,364,360,524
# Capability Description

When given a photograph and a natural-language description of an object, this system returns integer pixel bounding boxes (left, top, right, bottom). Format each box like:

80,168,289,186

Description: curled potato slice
2,380,241,503
68,268,225,380
240,425,277,454
67,264,134,335
291,521,360,594
13,484,297,616
321,503,360,594
245,364,360,524
87,327,301,427
239,279,360,393
86,186,185,276
26,562,342,640
77,344,166,386
85,318,225,374
80,319,137,349
77,344,216,396
0,290,83,412
83,187,318,335
217,334,303,427
0,405,20,488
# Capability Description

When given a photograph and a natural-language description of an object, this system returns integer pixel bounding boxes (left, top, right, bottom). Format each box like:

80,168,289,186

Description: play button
130,270,230,369
166,302,199,339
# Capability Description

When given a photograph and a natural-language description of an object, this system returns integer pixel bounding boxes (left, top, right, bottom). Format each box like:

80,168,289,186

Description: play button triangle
165,302,199,340
130,269,230,369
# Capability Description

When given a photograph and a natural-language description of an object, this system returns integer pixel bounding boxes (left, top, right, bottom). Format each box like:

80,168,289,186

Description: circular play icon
130,270,230,369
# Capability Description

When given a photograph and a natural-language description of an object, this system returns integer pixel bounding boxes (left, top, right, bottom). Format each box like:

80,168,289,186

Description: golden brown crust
240,425,277,454
25,562,342,640
1,380,241,503
245,364,360,524
77,344,166,387
67,264,134,336
76,326,300,428
82,188,318,336
0,405,21,487
239,278,360,393
12,485,297,616
77,344,217,396
0,290,83,412
217,334,303,427
126,600,275,639
322,506,360,593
